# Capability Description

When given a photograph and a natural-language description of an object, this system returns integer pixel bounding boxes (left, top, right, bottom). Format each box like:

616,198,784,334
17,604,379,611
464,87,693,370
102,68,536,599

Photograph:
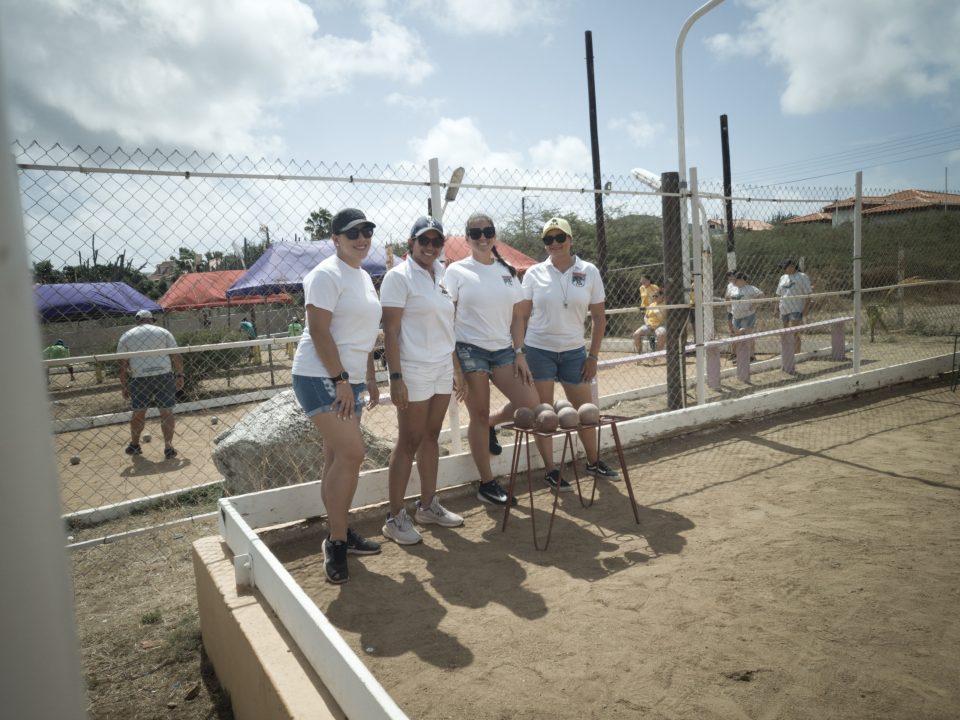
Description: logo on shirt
439,283,450,297
572,272,586,287
502,275,513,286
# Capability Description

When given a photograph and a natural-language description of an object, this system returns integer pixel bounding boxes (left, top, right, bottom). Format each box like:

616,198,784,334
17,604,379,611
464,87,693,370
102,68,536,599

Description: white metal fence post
690,167,706,404
853,171,863,373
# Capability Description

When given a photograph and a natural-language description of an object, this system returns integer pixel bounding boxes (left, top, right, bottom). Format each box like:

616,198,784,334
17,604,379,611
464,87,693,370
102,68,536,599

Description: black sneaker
489,427,502,456
477,480,517,506
345,527,381,555
586,459,619,478
164,447,178,459
125,443,142,456
323,538,349,584
544,469,573,493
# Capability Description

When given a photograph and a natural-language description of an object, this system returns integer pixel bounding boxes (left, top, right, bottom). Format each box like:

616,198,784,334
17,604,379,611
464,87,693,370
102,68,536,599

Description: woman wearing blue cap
291,208,383,584
379,216,464,545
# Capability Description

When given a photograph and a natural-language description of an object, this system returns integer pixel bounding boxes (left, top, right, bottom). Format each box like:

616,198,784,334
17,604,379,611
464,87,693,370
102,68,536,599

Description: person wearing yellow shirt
632,289,667,354
639,274,659,308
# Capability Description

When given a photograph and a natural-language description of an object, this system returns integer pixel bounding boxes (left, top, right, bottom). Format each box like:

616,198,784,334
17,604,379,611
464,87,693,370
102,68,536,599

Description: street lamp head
631,168,662,191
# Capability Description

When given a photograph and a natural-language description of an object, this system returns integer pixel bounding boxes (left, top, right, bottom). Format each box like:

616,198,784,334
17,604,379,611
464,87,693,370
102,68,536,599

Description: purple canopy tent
35,282,162,322
224,241,387,298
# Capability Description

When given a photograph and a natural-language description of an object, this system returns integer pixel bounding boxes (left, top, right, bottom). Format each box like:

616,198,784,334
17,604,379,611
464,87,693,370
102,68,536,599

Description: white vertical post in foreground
429,158,463,453
0,63,88,717
689,167,706,404
853,171,863,373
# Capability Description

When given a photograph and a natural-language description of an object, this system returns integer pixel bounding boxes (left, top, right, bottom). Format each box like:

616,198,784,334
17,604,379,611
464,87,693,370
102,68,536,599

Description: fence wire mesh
16,141,960,536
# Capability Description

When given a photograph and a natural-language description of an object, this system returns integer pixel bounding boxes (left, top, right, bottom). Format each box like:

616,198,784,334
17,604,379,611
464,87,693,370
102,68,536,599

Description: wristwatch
513,347,525,355
333,370,349,383
389,371,403,381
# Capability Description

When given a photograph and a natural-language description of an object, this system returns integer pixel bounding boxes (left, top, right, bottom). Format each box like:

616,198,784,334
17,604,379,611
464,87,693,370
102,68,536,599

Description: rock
514,407,535,429
211,390,393,495
578,403,600,425
211,416,219,425
142,433,151,443
536,409,559,432
69,455,81,465
558,406,579,429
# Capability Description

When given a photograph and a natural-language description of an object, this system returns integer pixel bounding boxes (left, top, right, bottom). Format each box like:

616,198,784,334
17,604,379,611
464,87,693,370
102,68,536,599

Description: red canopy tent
441,236,539,273
159,271,292,311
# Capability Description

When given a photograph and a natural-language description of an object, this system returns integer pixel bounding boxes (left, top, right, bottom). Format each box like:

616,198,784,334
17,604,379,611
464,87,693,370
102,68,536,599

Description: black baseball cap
410,216,444,239
331,208,376,234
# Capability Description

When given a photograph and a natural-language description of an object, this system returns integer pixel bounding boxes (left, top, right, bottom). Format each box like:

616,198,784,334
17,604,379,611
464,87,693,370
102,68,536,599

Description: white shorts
400,358,454,403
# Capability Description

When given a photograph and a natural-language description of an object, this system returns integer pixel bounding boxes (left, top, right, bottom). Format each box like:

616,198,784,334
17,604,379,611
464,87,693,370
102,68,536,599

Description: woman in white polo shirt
518,217,618,491
445,212,551,506
291,208,383,584
379,216,464,545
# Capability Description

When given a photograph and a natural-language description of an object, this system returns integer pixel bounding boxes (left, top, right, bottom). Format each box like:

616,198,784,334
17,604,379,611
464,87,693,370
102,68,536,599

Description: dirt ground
267,379,960,720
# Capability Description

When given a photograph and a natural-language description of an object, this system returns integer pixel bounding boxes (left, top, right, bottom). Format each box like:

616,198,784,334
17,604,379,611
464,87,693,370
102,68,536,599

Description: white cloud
707,0,960,114
1,0,434,156
609,112,665,148
410,0,555,34
385,92,444,114
408,117,523,168
527,136,591,173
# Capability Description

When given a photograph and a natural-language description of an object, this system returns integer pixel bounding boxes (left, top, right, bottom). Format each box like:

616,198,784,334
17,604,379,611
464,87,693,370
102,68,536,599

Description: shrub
175,328,248,397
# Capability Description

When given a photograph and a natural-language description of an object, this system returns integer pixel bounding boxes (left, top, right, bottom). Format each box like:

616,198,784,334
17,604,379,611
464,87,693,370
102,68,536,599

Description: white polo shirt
522,257,605,352
776,271,812,315
292,255,382,379
379,258,455,365
444,256,523,351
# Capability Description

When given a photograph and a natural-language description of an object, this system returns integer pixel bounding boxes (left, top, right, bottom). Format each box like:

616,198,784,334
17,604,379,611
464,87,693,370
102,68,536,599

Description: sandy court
270,380,960,720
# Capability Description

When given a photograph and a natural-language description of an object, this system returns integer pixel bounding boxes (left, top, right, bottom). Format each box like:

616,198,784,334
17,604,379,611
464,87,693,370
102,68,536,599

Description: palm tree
304,208,333,241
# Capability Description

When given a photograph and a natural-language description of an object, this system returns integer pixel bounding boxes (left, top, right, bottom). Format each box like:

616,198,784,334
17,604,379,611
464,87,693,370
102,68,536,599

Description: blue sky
2,0,959,194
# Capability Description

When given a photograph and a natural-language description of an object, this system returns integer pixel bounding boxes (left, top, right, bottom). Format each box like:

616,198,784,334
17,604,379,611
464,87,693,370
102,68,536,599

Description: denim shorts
732,314,757,331
524,345,587,384
455,342,515,374
129,373,176,410
781,311,803,322
292,374,366,418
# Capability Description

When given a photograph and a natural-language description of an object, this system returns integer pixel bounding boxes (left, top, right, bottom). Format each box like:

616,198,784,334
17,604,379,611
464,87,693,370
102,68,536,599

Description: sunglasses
416,234,445,248
543,233,567,245
341,226,375,240
467,226,496,240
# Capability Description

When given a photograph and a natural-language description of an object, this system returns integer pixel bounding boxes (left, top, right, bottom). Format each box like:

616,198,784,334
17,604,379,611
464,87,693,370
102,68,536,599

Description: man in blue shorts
117,310,184,459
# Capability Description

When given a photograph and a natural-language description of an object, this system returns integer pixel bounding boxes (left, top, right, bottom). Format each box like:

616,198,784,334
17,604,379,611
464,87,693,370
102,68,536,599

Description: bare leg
413,394,451,507
561,381,600,463
464,371,495,483
159,409,175,449
490,365,554,472
130,410,147,445
309,413,364,542
388,398,432,515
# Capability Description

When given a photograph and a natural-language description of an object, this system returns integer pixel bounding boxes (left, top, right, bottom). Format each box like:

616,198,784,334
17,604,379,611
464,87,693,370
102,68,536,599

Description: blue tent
35,282,162,322
225,241,387,298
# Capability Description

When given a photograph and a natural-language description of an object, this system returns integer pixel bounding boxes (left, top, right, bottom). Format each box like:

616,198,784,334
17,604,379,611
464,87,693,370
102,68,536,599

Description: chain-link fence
16,140,960,540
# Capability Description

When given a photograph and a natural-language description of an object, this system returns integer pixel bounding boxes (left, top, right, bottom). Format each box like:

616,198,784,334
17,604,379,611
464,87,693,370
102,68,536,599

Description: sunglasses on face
467,226,496,240
416,234,445,248
543,233,567,245
341,226,375,240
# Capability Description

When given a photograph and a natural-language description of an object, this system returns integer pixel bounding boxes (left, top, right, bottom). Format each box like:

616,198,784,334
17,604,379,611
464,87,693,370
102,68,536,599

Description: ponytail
491,245,517,278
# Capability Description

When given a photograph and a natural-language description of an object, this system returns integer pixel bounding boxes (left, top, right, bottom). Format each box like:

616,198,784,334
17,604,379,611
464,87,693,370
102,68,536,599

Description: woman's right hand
390,378,408,410
334,381,354,420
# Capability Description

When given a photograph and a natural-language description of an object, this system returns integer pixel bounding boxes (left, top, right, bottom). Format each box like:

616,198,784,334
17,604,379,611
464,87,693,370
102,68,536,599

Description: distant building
784,189,960,226
708,217,774,232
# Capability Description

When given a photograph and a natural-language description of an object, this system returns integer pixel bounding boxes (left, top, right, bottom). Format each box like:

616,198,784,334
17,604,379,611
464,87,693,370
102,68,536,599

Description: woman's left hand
514,354,533,385
581,356,598,382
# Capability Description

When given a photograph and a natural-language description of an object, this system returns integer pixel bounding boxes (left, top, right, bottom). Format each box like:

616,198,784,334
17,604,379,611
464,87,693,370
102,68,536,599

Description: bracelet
587,354,599,361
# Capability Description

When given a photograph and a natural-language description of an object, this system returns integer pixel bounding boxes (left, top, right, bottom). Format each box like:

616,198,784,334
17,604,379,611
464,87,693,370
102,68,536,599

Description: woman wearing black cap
379,216,464,546
291,208,383,584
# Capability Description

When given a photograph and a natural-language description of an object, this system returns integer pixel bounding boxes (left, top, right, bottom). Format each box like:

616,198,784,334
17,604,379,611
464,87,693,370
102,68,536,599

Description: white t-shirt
730,284,762,320
776,271,812,315
116,324,178,377
292,255,382,379
521,257,605,352
444,257,523,351
379,258,455,364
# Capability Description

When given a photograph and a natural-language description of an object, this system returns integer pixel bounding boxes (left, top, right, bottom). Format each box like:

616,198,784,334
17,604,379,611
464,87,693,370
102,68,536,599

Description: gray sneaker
382,508,422,545
415,495,464,527
586,459,619,478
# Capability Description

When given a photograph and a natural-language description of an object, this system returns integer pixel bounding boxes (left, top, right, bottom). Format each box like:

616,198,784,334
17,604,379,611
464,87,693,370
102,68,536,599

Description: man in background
43,339,74,384
117,310,183,459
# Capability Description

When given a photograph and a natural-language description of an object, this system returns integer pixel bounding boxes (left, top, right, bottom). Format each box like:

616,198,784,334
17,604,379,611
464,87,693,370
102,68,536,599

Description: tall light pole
675,0,726,294
521,195,539,246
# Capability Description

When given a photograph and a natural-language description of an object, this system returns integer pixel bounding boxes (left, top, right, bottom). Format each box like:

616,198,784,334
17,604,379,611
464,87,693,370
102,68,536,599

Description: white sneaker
382,508,422,545
415,495,464,528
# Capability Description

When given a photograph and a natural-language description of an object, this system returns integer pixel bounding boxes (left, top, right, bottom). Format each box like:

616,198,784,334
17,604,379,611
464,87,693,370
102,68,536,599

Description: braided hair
466,212,517,278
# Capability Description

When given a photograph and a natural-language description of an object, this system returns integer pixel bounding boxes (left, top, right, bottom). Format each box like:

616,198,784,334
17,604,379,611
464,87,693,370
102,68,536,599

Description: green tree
32,259,62,284
303,208,332,241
